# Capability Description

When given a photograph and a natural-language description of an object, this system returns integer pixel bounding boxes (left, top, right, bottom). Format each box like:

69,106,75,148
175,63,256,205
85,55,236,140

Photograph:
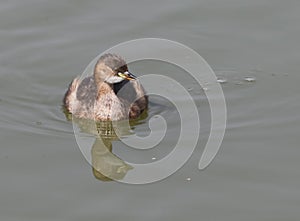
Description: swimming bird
63,54,148,121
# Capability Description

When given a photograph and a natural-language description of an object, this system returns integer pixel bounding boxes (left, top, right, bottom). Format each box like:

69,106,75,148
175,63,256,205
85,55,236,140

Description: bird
63,53,148,121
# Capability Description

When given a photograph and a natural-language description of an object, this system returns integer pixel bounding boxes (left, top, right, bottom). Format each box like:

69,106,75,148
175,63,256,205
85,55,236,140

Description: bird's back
63,76,148,121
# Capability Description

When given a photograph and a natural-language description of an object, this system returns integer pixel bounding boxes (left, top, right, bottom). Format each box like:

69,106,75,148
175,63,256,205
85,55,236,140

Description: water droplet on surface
217,78,227,84
186,177,191,181
151,157,157,161
244,77,256,82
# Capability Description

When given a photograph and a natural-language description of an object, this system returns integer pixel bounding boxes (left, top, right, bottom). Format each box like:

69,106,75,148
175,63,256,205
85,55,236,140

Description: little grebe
63,54,148,121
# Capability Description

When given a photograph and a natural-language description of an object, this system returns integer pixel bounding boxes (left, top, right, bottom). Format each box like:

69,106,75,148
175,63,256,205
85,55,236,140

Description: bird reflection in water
65,111,148,181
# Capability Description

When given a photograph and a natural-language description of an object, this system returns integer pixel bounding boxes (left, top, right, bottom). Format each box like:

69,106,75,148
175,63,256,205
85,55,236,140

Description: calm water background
1,0,300,220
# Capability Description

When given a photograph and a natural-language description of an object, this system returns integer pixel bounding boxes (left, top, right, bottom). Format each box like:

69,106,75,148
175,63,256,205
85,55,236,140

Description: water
1,0,300,220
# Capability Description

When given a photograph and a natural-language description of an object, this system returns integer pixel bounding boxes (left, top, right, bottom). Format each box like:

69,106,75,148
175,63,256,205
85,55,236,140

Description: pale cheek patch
105,76,125,84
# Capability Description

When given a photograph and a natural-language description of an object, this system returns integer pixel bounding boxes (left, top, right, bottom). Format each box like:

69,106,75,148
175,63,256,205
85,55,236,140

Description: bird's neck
96,81,114,96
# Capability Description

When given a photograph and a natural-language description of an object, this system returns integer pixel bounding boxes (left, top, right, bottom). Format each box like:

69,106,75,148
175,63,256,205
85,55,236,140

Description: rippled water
1,0,300,220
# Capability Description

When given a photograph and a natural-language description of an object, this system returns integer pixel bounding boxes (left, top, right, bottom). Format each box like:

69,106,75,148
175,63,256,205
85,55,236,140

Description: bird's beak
117,71,137,80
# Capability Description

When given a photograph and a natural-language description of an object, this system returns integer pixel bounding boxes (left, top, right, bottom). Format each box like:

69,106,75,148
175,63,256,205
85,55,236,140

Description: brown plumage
63,54,148,121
